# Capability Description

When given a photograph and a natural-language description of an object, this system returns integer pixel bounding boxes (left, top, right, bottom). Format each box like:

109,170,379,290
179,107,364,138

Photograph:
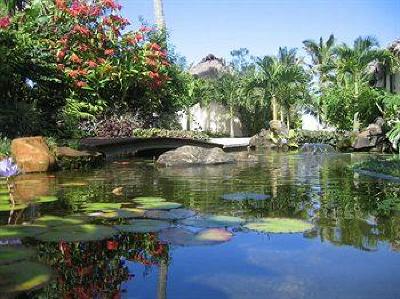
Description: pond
1,152,400,299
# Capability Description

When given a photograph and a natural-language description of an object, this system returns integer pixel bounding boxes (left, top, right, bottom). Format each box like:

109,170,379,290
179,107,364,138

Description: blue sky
120,0,400,64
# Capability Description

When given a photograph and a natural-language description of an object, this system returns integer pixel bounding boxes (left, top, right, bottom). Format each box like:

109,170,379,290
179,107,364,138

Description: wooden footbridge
79,137,251,159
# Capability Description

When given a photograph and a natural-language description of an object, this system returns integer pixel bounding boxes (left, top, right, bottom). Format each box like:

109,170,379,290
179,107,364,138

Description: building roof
189,54,230,79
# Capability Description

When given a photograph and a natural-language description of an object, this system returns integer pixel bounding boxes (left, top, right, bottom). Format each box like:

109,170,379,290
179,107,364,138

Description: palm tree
303,34,336,89
249,48,309,127
153,0,166,30
334,36,394,130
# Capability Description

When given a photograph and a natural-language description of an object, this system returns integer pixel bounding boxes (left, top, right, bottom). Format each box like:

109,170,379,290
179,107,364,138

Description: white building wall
178,101,244,137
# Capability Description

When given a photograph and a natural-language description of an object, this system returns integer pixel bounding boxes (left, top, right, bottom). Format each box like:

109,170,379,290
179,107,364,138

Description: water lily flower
0,158,19,178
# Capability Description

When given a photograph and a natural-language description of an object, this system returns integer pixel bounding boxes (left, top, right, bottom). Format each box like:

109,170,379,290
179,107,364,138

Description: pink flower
104,49,115,56
0,16,11,29
87,60,98,68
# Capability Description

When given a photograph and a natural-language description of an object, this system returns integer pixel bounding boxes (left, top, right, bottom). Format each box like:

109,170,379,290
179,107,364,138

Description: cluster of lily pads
0,193,314,294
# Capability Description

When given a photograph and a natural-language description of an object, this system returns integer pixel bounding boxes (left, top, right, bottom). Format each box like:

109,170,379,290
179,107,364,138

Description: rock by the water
352,118,386,151
56,147,104,170
11,137,55,173
157,146,234,167
299,143,336,154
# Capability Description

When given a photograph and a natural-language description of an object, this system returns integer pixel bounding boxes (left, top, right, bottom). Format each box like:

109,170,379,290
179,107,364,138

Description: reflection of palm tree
157,259,168,299
153,0,166,30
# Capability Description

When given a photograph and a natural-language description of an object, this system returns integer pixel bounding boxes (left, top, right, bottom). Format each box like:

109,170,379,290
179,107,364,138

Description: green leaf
115,219,171,233
180,215,245,228
159,228,232,246
244,218,313,233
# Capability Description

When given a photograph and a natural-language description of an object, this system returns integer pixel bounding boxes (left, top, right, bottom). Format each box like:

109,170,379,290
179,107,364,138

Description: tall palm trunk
271,95,278,121
229,105,234,137
153,0,166,30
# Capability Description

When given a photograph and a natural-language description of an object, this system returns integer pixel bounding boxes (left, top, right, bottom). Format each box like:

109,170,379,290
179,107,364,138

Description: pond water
1,152,400,299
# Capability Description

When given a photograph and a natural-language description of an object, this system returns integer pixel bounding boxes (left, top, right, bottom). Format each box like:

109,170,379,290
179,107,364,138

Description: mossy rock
0,261,52,293
0,225,47,240
33,215,88,227
35,224,117,242
159,228,232,246
115,219,171,233
244,218,313,233
0,247,36,265
144,208,197,221
180,215,245,228
89,208,145,219
137,202,182,210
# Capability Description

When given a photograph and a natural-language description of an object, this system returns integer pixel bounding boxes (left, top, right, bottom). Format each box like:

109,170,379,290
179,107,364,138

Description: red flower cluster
0,16,11,29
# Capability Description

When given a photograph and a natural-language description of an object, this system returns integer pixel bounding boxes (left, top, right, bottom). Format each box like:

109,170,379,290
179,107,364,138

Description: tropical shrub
132,128,209,140
0,0,182,138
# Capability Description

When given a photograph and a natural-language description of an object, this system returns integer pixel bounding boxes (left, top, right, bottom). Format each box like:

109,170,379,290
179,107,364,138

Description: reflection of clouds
190,273,309,299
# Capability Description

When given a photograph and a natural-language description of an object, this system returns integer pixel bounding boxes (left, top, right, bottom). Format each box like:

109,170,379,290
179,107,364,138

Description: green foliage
0,136,11,157
132,128,209,140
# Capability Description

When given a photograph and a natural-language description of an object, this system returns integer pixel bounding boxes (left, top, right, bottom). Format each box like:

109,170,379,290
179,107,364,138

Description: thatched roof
189,54,230,79
388,39,400,57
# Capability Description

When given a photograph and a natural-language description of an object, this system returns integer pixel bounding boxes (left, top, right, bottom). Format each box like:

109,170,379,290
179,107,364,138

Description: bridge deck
80,137,250,159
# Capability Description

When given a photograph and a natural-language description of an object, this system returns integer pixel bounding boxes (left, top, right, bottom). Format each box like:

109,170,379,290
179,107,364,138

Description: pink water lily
0,158,19,177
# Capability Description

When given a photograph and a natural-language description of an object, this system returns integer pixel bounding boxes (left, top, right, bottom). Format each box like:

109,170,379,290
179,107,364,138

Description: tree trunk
229,105,234,138
186,106,191,131
153,0,166,30
271,95,278,121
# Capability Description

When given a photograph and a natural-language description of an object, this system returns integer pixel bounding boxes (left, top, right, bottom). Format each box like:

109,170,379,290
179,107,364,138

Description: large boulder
352,118,385,151
156,146,235,167
56,147,104,170
11,137,55,173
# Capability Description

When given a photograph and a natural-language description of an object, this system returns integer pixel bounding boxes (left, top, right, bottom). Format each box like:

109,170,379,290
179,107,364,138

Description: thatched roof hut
189,54,230,79
388,39,400,57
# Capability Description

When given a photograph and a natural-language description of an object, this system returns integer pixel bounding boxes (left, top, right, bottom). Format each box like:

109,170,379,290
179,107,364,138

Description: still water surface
1,152,400,299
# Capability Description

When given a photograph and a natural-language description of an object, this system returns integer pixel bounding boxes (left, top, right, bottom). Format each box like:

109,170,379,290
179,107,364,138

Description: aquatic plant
0,158,19,178
244,218,313,233
159,227,233,246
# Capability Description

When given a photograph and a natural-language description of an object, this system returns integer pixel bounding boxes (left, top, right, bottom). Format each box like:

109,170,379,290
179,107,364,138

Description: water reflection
1,152,400,298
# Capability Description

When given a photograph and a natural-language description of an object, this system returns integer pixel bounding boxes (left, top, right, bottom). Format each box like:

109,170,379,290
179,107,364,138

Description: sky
120,0,400,64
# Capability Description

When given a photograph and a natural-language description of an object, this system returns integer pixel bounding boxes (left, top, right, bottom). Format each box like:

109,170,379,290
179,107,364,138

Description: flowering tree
0,0,179,136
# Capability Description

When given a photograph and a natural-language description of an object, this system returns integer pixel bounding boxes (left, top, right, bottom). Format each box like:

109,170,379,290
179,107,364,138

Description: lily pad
244,218,313,233
0,225,47,240
0,194,10,201
137,202,182,210
159,228,232,246
115,219,171,233
0,202,27,212
0,261,52,293
33,215,88,227
133,197,167,203
35,224,117,242
33,196,59,203
180,215,245,228
145,208,197,221
89,208,145,219
221,192,271,201
83,202,123,212
0,247,35,265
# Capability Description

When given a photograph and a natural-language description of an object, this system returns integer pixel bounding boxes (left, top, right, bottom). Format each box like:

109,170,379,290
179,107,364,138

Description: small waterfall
299,143,336,154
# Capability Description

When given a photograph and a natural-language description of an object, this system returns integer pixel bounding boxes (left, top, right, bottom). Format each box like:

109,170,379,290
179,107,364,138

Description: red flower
73,24,90,36
140,25,152,32
55,0,67,10
97,58,106,64
68,70,80,78
149,43,161,51
70,53,82,64
149,71,160,80
76,80,88,88
107,240,119,251
57,64,65,71
146,58,158,67
87,60,98,68
0,16,11,29
104,49,115,56
57,50,66,61
134,33,144,43
102,0,119,10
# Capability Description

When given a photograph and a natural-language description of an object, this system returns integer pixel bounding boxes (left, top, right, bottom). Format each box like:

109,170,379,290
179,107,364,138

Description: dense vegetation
1,0,400,152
